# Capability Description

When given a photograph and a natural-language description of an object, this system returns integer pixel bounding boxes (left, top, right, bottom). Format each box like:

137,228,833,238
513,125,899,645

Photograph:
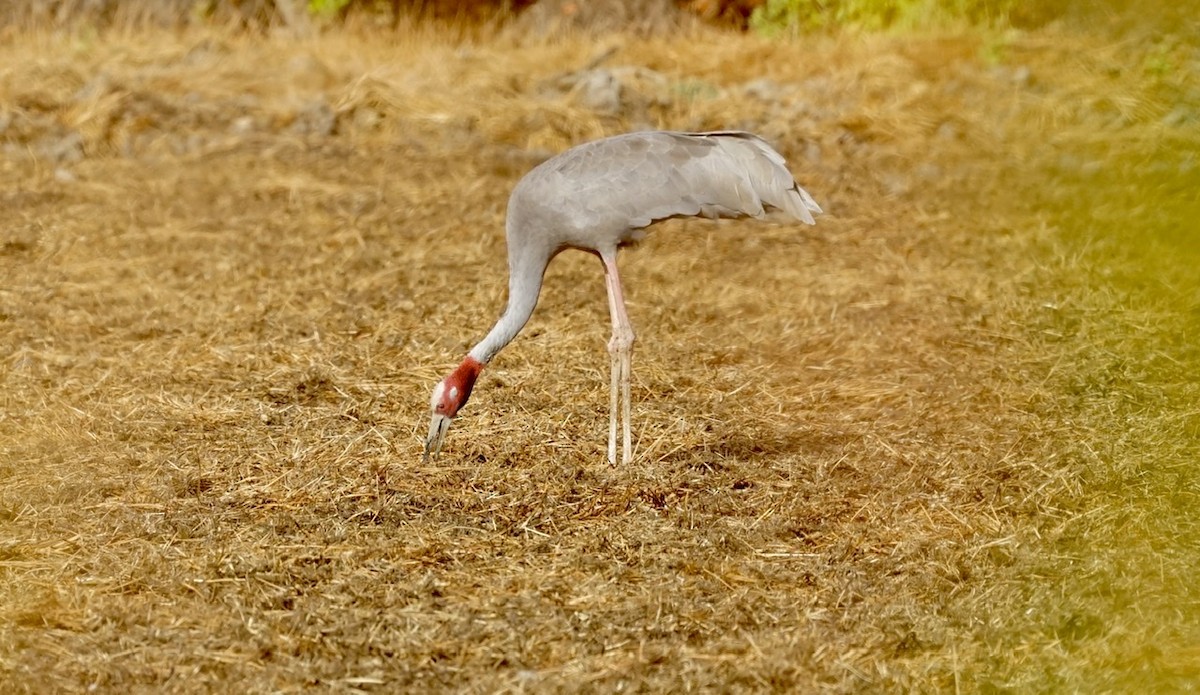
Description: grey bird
424,130,822,465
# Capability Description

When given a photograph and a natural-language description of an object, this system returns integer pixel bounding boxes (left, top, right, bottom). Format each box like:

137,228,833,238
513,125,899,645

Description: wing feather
605,131,819,229
511,130,822,249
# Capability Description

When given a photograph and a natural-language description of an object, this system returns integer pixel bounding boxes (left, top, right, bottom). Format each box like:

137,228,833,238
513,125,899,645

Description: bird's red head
432,356,483,418
425,356,484,460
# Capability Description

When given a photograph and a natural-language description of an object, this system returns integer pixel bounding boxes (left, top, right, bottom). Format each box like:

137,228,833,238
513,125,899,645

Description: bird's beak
423,413,453,462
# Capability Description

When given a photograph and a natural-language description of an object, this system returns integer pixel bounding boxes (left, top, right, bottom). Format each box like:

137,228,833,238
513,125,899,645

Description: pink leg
601,251,635,465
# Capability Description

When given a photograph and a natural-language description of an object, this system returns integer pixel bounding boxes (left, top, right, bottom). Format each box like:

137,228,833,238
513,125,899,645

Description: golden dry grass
1,15,1198,693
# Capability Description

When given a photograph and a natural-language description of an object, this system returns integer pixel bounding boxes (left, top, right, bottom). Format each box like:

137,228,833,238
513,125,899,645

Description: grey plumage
425,130,822,464
511,130,819,251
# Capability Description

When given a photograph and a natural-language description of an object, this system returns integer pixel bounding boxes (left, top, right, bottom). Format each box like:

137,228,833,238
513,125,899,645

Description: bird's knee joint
607,332,635,354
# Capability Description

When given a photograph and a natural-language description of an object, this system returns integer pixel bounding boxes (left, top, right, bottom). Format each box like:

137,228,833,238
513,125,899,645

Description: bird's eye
435,403,446,413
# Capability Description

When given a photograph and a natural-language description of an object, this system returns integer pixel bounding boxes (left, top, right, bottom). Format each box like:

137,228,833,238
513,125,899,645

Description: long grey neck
467,244,551,365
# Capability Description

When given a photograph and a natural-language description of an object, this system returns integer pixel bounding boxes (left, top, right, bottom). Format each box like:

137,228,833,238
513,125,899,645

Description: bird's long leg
607,337,619,465
600,251,635,465
620,331,632,464
603,260,620,465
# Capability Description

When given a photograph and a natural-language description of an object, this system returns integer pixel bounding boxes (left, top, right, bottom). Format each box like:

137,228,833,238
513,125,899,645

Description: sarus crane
424,130,821,465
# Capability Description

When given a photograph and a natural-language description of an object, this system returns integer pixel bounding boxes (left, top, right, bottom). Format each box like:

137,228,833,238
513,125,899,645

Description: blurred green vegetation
748,0,1017,34
742,0,1198,34
307,0,354,18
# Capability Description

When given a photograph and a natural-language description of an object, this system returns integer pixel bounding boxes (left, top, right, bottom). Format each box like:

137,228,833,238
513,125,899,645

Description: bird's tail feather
708,132,822,226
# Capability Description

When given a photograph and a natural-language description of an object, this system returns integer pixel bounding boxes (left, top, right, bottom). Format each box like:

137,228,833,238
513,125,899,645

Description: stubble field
2,13,1199,693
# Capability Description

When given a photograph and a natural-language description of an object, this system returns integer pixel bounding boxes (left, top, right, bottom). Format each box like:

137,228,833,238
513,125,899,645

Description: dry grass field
2,9,1199,693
